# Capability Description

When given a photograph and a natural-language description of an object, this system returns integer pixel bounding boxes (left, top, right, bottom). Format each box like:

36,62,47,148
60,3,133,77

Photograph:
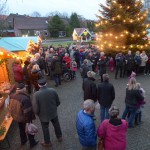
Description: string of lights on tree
95,0,150,52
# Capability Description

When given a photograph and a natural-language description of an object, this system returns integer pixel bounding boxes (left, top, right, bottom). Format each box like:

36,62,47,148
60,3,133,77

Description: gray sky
6,0,104,20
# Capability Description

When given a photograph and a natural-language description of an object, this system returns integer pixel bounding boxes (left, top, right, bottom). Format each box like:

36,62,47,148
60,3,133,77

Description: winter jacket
97,119,128,150
80,64,89,78
82,77,97,102
76,110,97,147
134,55,141,65
32,86,60,122
36,57,45,70
140,53,148,67
30,69,43,91
13,63,23,82
97,58,107,75
63,56,71,69
51,58,62,75
125,88,144,107
97,81,115,107
9,92,33,123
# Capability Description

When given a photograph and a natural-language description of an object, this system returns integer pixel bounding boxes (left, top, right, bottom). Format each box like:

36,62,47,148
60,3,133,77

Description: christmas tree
96,0,150,53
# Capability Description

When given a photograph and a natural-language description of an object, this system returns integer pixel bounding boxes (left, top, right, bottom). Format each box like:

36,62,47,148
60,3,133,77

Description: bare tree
30,11,41,17
0,0,8,36
45,11,61,17
0,0,8,14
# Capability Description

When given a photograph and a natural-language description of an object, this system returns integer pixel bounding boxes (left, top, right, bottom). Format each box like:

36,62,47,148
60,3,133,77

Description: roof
6,14,49,30
0,36,39,52
0,15,8,20
74,28,92,36
14,17,49,30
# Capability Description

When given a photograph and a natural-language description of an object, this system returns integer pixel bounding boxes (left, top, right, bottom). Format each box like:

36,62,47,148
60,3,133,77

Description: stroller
62,61,73,81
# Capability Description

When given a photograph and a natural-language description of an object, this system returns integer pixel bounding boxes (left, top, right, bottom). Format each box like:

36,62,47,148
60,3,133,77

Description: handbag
25,123,38,135
98,138,103,150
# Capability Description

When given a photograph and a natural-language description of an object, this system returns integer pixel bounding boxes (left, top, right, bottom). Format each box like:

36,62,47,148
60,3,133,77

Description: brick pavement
3,71,150,150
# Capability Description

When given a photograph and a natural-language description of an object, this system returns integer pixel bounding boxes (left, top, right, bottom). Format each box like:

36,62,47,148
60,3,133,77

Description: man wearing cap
32,78,62,147
82,71,97,102
97,74,115,122
9,83,38,148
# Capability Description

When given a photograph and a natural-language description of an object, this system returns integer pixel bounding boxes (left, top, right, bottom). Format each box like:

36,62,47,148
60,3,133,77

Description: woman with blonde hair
30,64,43,91
122,77,144,128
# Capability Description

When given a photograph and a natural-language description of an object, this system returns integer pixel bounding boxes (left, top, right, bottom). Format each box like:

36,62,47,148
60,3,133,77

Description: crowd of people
9,43,148,149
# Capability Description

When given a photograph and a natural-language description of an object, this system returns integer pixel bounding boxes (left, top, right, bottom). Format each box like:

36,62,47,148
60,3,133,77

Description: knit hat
38,78,47,86
16,83,26,90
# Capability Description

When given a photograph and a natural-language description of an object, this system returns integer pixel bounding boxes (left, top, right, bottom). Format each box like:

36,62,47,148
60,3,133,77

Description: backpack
9,98,25,122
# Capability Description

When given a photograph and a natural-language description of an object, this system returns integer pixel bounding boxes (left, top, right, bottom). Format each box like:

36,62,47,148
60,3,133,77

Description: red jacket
13,64,23,82
63,56,71,69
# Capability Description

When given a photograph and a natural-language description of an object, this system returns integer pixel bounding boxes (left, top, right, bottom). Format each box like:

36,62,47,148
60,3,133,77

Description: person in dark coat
115,53,124,79
97,74,115,122
97,56,107,82
51,55,62,87
82,71,97,102
125,50,135,77
32,78,62,147
9,83,38,148
34,53,45,76
80,59,90,81
122,77,144,128
23,60,32,94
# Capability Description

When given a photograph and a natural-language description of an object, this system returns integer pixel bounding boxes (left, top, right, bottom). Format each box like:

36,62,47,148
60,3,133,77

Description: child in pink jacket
109,57,115,72
97,106,128,150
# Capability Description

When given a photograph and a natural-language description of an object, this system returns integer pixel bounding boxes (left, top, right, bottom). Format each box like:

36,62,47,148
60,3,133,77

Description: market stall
0,47,17,143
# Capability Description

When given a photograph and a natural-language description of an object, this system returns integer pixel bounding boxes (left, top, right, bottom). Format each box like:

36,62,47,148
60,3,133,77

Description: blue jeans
122,105,137,127
100,105,110,122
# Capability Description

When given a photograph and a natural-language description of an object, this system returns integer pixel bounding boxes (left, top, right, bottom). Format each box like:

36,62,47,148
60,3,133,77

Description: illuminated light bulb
130,45,133,48
141,46,143,49
120,34,124,37
138,35,140,37
117,15,120,18
125,31,129,34
113,0,116,3
112,18,115,21
105,34,108,36
116,46,119,48
123,46,126,49
123,20,126,22
109,44,112,47
105,20,108,23
127,6,130,9
0,51,3,55
115,36,118,39
109,33,113,36
131,34,135,37
143,31,146,34
130,20,133,23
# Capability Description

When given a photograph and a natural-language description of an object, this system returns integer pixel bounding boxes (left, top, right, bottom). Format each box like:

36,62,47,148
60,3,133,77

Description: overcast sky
6,0,104,20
